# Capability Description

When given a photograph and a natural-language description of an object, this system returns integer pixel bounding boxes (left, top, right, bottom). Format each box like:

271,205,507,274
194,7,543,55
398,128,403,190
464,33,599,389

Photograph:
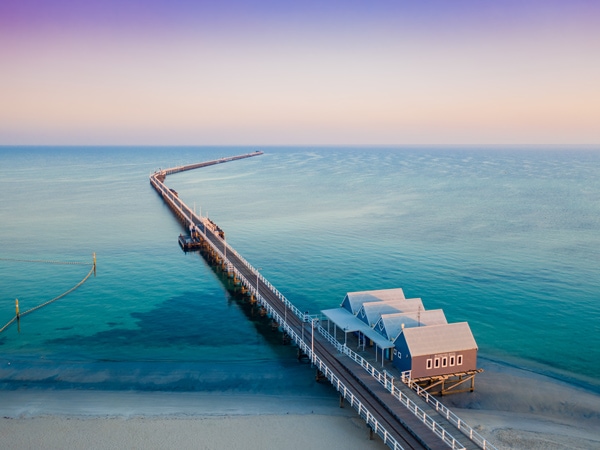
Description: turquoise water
1,146,599,394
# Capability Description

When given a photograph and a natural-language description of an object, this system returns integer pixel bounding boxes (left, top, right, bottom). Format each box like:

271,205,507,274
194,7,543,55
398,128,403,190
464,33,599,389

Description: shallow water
1,146,599,395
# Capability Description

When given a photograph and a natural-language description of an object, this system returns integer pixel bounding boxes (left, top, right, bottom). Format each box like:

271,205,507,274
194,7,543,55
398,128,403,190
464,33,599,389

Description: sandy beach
0,415,387,450
0,390,386,450
1,360,599,449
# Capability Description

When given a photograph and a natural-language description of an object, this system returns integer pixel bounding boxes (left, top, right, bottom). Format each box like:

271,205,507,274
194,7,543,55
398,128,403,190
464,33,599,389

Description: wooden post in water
15,299,20,333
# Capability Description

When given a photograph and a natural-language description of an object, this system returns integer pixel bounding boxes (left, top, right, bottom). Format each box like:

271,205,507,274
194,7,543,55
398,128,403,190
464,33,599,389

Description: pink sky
1,0,599,145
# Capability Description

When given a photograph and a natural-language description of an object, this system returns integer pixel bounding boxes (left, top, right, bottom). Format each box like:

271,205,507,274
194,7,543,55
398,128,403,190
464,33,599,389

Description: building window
442,356,447,367
457,355,463,366
450,356,455,366
426,358,432,369
434,357,440,368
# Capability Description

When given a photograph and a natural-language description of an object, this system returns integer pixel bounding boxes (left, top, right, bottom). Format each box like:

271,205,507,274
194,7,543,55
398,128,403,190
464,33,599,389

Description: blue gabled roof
340,288,405,314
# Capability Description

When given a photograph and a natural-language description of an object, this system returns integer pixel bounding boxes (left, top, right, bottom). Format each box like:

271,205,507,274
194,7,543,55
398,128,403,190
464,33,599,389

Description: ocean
1,146,599,398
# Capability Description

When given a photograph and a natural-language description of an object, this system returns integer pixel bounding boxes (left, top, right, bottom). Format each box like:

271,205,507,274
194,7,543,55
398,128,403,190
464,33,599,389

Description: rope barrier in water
0,317,17,334
0,254,96,334
0,257,92,266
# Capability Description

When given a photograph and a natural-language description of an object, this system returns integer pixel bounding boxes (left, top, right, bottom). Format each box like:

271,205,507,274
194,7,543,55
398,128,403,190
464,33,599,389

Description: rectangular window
442,356,448,367
450,356,455,366
426,358,432,369
434,357,440,368
457,355,463,366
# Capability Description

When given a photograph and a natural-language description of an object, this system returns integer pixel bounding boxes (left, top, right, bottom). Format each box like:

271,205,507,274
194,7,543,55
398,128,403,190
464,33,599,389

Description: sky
1,0,599,145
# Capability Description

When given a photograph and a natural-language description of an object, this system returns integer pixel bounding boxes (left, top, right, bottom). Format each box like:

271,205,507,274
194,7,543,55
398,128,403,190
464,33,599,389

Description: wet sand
1,360,599,449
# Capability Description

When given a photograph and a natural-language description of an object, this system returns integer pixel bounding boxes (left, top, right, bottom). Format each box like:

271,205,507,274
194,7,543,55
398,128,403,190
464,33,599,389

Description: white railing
304,338,406,450
151,172,406,450
315,323,467,450
150,166,495,450
224,262,406,449
319,323,495,450
400,372,495,450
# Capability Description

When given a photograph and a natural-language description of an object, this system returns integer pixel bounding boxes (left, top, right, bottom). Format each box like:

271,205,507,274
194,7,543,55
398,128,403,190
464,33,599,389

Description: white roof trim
376,309,447,340
341,288,406,314
401,322,477,356
322,308,395,349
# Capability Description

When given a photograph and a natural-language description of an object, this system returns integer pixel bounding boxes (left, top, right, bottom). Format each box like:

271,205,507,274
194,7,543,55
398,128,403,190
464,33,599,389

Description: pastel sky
1,0,599,145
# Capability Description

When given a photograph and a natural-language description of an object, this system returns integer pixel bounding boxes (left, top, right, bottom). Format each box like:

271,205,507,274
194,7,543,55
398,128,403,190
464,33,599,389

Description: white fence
151,169,496,450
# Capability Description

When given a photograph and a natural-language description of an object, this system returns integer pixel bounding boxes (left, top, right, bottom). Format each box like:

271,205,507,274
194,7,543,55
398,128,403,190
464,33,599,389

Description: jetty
150,152,496,450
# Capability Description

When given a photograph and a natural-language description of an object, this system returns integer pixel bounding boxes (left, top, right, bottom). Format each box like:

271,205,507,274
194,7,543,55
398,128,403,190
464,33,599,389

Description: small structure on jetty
323,288,481,395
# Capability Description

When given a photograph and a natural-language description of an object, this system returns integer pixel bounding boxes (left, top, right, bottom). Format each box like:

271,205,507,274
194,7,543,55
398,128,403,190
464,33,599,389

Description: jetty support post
15,299,20,333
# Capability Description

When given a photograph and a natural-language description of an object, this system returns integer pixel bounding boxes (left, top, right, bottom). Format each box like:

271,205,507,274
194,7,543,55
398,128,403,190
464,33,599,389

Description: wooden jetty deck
150,152,496,450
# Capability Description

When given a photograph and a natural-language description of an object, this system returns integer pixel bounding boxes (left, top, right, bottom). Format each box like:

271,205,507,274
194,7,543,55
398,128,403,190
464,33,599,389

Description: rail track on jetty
150,152,496,450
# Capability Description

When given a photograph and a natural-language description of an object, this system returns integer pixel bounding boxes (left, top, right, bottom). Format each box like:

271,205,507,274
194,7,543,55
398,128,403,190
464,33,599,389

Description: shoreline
0,415,386,450
1,358,599,449
0,390,354,418
0,390,388,450
477,353,600,396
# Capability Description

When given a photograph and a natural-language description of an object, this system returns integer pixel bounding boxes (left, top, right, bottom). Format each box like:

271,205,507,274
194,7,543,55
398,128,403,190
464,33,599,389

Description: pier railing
315,313,495,449
208,235,493,450
316,323,469,450
150,161,496,450
253,288,407,450
151,170,406,450
399,372,494,450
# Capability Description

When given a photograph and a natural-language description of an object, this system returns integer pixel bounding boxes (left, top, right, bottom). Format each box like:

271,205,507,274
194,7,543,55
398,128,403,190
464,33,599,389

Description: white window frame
426,358,432,369
442,356,448,367
457,354,463,366
434,357,440,368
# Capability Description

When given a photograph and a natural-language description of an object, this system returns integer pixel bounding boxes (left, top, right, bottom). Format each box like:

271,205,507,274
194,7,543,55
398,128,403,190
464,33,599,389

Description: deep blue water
1,146,599,394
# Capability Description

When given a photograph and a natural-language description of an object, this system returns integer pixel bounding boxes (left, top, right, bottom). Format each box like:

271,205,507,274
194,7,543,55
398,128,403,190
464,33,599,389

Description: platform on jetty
150,152,496,450
178,234,203,251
